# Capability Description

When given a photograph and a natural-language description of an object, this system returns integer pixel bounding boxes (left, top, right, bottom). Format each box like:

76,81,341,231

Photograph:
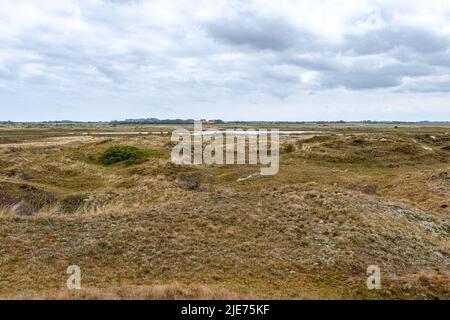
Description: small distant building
201,119,215,124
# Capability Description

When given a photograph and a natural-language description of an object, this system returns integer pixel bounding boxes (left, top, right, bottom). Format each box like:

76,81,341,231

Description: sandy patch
0,136,97,148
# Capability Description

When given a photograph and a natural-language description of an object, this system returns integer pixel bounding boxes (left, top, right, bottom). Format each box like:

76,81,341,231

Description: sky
1,0,450,121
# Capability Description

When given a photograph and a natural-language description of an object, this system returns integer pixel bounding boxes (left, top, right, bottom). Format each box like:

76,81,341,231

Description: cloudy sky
1,0,450,121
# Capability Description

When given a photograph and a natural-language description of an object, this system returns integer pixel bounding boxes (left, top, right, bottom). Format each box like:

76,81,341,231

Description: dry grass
0,124,448,300
5,283,258,300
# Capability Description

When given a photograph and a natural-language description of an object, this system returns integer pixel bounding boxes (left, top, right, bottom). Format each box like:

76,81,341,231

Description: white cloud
0,0,449,120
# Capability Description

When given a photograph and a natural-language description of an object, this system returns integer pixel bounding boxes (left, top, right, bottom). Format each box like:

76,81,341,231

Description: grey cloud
282,54,339,71
262,69,299,83
400,76,450,93
321,61,436,90
324,71,402,90
414,50,450,69
0,64,14,80
275,25,447,91
1,0,450,121
204,12,316,51
344,26,449,55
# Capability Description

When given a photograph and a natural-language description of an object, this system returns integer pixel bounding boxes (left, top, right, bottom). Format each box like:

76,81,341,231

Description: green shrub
282,143,296,153
99,145,150,165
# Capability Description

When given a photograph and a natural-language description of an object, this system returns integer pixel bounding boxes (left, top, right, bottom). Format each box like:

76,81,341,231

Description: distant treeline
1,119,450,125
224,120,450,125
110,118,219,124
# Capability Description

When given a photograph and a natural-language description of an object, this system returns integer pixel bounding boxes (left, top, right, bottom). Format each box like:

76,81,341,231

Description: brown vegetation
0,124,448,299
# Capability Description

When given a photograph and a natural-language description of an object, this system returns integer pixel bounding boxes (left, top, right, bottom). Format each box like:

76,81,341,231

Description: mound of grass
179,173,204,191
0,182,58,215
302,135,333,144
99,145,151,165
282,143,296,154
60,194,87,213
389,143,422,155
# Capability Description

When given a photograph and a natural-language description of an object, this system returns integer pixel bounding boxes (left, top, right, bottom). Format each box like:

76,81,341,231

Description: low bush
282,143,296,153
99,145,150,165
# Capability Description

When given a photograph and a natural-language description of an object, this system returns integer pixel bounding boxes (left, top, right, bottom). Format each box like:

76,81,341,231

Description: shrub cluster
100,145,150,165
282,143,296,153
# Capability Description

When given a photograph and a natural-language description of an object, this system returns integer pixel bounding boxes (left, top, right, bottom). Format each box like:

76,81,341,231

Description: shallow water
81,132,168,135
82,130,323,136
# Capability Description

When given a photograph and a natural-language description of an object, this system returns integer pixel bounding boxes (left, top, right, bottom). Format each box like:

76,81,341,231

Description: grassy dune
0,124,448,299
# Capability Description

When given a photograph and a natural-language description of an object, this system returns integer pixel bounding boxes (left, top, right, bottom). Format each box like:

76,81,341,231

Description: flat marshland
0,124,448,299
